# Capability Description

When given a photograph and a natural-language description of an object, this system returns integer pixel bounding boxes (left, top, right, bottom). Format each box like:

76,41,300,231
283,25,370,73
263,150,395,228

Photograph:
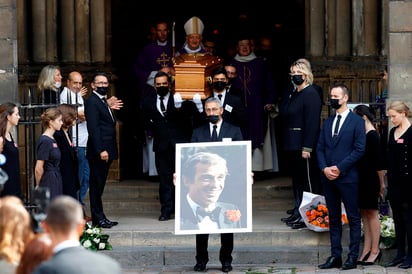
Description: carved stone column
306,0,325,57
75,0,91,63
31,0,47,62
90,0,106,62
61,0,75,62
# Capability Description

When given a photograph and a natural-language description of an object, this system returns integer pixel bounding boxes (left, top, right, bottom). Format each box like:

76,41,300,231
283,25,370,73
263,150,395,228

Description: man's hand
107,96,124,110
80,86,88,97
174,92,183,108
100,150,109,162
323,165,340,180
193,93,203,112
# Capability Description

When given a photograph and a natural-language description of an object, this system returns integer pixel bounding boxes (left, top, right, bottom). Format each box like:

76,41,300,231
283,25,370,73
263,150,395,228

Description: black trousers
196,233,233,264
155,145,175,217
88,158,112,222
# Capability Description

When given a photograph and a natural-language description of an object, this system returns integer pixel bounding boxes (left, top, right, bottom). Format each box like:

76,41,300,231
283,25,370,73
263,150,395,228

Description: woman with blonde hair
37,65,62,105
385,101,412,268
0,196,34,274
0,102,23,199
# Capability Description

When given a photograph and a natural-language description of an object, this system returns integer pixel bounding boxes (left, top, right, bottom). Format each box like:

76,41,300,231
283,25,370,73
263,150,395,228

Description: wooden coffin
173,54,223,100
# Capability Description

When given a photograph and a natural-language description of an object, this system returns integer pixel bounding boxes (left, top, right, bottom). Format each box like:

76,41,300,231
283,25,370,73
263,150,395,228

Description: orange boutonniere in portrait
225,209,241,222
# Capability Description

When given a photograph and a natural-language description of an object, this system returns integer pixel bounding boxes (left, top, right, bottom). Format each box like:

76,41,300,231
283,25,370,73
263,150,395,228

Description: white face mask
55,82,62,89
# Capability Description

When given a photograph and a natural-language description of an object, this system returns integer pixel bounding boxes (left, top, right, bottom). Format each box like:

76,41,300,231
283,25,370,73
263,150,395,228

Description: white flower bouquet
80,222,112,251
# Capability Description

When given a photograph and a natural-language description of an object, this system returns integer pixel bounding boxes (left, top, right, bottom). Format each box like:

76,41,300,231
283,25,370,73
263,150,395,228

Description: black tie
160,96,166,116
217,94,222,101
196,207,220,222
333,114,341,137
211,125,218,141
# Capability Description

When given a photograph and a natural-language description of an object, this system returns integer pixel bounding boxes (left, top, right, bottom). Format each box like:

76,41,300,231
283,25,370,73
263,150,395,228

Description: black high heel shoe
363,251,382,265
357,251,370,265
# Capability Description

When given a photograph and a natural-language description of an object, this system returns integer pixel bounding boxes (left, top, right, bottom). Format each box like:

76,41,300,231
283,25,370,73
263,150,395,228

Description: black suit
208,92,247,128
190,120,243,265
85,92,118,223
141,93,193,217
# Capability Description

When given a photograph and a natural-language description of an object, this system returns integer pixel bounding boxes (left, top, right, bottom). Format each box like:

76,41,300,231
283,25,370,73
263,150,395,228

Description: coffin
173,54,223,100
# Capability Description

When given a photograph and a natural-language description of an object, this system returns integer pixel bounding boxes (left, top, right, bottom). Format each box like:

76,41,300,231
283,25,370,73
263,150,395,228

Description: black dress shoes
158,215,170,221
398,261,412,269
318,256,342,269
341,256,357,270
221,263,233,272
281,214,300,223
105,219,118,226
93,219,113,229
286,217,303,226
385,256,405,267
193,262,206,272
290,221,306,229
286,208,295,215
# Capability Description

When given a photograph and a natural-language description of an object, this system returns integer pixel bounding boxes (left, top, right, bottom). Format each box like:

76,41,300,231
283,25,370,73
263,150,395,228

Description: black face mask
212,81,227,91
206,115,219,124
95,87,108,96
329,98,342,109
291,75,305,86
156,86,169,97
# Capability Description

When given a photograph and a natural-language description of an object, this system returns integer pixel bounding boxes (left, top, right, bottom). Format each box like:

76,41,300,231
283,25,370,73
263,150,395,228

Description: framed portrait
174,140,252,235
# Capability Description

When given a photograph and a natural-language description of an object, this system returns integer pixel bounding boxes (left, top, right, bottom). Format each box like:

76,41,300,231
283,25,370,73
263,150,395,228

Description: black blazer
84,93,118,160
191,121,243,142
141,93,194,152
210,93,247,128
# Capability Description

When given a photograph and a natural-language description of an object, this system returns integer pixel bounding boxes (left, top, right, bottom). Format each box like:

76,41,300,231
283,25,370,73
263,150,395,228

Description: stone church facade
0,0,411,198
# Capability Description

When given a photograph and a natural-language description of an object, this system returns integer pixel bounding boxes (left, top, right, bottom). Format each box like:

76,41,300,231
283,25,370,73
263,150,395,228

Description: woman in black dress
353,105,385,265
0,102,23,199
54,104,79,199
35,108,63,200
385,101,412,269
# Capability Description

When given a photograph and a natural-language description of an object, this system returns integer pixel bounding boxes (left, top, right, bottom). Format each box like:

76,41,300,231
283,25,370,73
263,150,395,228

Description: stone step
87,177,294,213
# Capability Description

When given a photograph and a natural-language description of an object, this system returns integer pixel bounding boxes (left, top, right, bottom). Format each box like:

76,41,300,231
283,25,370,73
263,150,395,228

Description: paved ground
122,263,412,273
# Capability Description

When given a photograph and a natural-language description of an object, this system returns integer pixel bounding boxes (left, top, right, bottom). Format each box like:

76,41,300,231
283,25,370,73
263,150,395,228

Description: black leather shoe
105,219,118,226
93,219,112,229
318,256,342,269
193,262,206,272
158,215,170,221
287,217,303,226
281,214,300,223
222,263,232,272
342,256,357,270
385,256,405,267
286,208,295,215
399,261,412,269
291,221,306,229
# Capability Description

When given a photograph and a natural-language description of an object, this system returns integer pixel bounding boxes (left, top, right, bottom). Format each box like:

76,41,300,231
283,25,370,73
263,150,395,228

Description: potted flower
80,222,113,251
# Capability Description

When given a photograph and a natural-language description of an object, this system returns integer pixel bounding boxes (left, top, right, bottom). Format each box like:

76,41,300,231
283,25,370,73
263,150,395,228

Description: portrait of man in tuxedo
179,151,241,231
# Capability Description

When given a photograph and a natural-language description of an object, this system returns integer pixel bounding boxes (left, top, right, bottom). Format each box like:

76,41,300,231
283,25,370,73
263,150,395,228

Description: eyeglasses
94,81,109,86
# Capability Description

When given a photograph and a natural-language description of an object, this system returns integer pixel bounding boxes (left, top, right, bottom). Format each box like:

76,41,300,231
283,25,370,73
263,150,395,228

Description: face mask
206,115,219,124
291,75,305,86
55,82,62,89
156,86,169,97
95,87,108,96
212,81,227,91
329,98,342,109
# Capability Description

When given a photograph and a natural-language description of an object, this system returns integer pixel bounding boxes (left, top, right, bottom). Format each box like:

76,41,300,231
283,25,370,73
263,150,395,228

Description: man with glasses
84,72,121,229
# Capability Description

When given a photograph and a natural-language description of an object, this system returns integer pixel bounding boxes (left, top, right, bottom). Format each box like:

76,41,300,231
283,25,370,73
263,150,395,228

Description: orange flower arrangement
305,202,348,229
225,209,241,222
